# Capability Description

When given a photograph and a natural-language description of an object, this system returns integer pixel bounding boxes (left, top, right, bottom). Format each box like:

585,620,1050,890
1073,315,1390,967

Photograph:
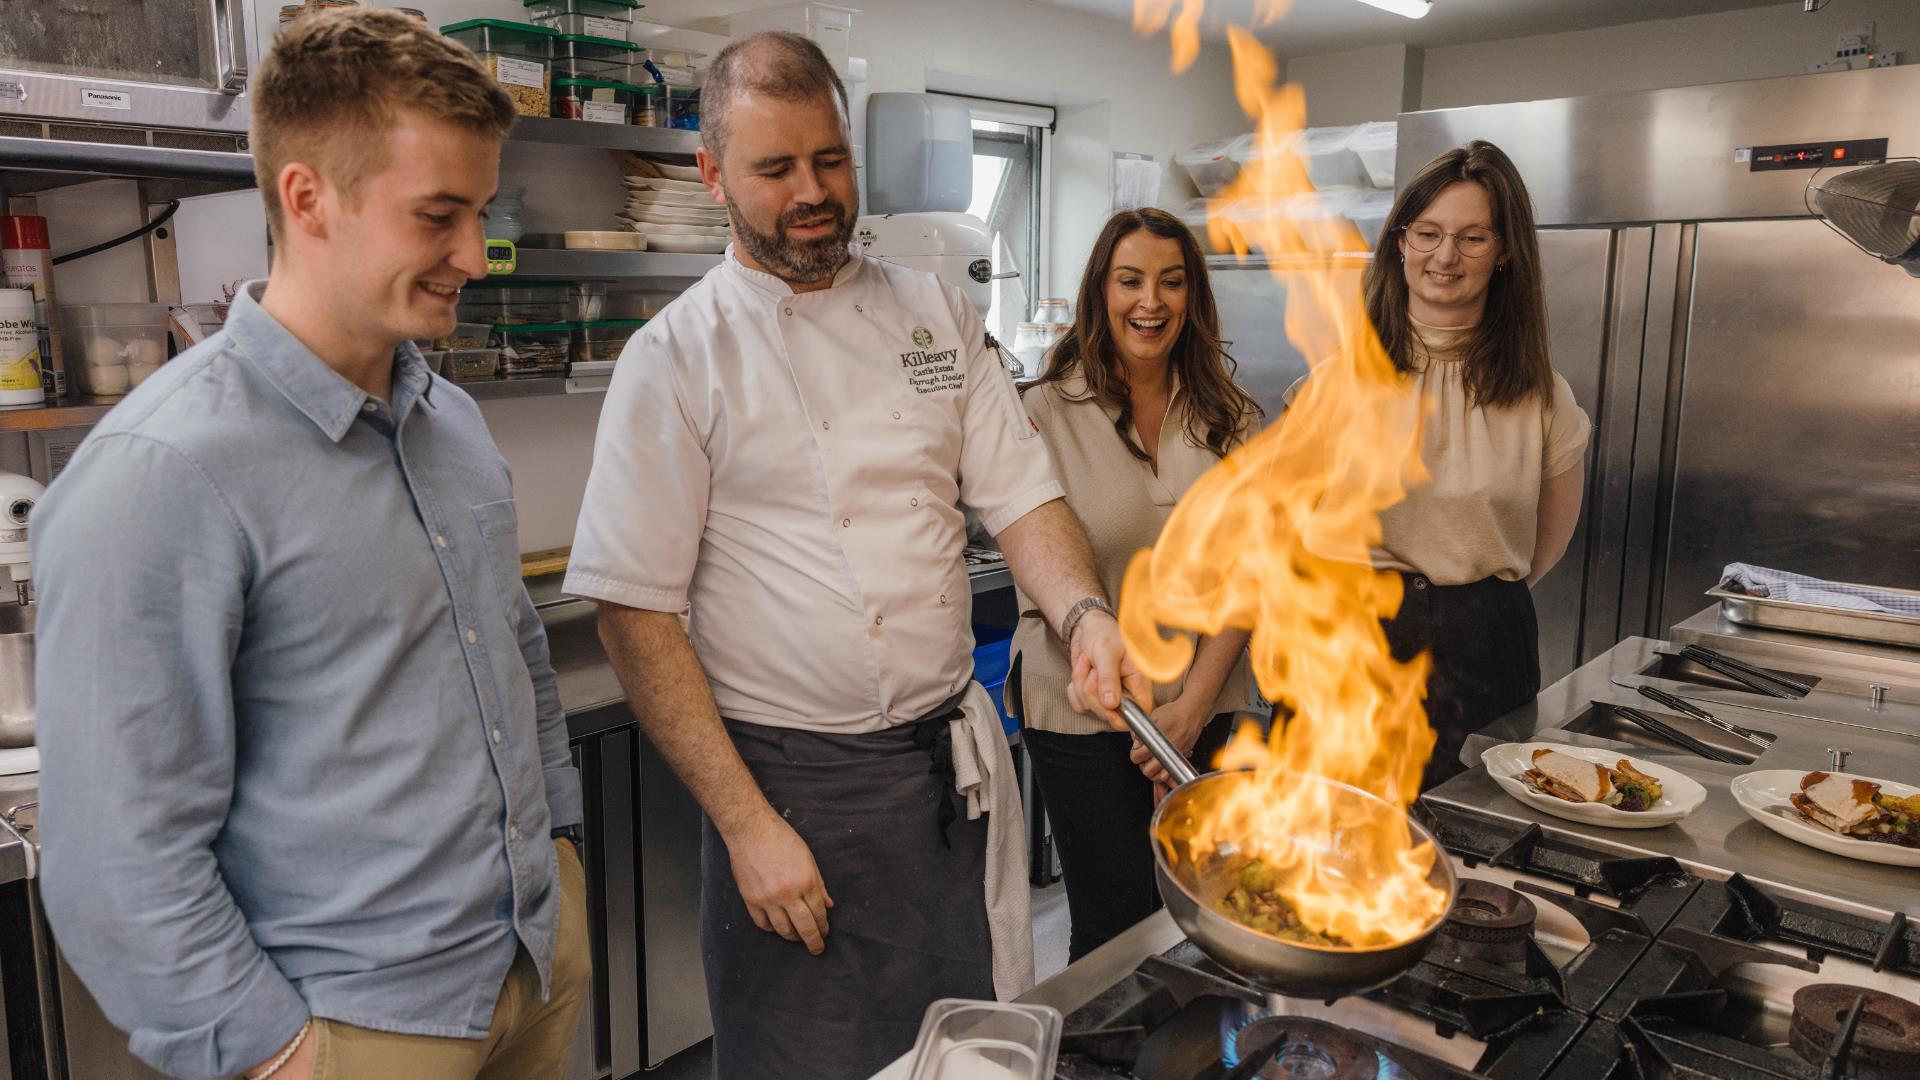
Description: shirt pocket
471,498,525,633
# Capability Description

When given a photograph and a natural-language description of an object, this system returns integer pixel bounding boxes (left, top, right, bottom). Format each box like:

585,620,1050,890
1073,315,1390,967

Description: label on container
494,57,546,89
80,88,132,110
0,313,43,393
582,101,627,124
0,82,25,103
582,15,627,40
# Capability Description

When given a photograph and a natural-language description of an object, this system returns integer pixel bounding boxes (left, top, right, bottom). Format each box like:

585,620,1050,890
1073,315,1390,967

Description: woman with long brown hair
1347,140,1590,790
1009,208,1262,960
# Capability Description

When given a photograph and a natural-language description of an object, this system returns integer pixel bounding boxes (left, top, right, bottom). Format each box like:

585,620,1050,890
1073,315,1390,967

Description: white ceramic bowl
1729,769,1920,868
1481,742,1707,829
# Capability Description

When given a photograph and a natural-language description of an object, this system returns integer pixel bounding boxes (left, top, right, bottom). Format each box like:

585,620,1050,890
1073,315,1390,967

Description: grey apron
700,704,993,1080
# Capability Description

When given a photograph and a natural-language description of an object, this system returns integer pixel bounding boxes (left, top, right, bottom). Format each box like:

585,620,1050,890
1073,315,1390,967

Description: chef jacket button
509,823,520,842
910,497,919,507
874,615,884,626
784,307,793,316
434,534,447,549
466,628,478,644
939,594,948,605
822,420,830,431
892,411,901,420
842,517,851,528
855,304,864,313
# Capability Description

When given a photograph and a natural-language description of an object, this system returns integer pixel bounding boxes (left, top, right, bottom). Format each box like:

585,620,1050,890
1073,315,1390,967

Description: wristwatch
551,825,581,846
1060,595,1117,652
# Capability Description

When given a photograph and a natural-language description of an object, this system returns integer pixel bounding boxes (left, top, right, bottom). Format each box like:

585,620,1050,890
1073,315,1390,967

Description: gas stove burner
1233,1017,1382,1080
1790,984,1920,1079
1437,880,1537,967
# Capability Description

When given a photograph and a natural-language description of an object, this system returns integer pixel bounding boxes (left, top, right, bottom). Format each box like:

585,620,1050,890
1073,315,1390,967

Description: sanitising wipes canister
0,289,47,407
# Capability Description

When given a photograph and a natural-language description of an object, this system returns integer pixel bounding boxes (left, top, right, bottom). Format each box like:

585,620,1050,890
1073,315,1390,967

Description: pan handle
1118,699,1199,787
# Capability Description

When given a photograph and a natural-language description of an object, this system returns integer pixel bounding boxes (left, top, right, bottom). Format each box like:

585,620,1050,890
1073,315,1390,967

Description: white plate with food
1482,743,1707,828
1730,769,1920,867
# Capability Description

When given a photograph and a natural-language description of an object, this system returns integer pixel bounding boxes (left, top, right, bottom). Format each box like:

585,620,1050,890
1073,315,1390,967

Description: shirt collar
225,280,433,442
722,243,866,299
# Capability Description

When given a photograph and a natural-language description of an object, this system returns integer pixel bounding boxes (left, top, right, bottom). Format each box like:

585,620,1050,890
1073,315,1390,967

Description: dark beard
731,196,857,284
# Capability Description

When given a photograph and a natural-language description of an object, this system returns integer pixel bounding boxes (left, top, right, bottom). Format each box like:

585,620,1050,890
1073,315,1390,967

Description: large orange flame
1124,2,1448,948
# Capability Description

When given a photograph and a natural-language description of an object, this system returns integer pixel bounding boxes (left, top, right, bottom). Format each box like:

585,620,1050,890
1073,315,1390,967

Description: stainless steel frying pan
1118,700,1457,999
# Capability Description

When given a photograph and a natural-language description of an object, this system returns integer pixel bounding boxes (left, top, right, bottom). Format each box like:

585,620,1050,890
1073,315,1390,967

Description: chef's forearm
995,498,1106,637
1181,628,1251,708
595,603,776,838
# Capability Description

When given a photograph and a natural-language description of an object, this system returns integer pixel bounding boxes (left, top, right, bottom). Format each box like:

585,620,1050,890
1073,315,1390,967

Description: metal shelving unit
509,248,721,282
507,115,701,157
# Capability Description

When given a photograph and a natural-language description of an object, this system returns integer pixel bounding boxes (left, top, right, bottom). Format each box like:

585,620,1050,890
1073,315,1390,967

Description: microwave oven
0,0,259,141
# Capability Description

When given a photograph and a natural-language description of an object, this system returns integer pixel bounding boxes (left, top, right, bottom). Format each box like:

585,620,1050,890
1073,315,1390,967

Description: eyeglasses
1399,223,1499,258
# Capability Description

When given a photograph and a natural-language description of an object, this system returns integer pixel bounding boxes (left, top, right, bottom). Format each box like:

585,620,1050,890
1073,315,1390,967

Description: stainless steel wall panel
1396,65,1920,226
639,732,711,1068
1659,218,1920,632
1620,224,1691,640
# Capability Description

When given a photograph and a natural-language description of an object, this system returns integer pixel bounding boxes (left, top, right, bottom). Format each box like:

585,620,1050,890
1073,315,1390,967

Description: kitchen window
941,96,1053,350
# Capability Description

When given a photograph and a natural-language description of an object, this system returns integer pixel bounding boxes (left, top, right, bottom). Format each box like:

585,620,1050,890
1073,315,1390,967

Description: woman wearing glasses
1352,140,1590,790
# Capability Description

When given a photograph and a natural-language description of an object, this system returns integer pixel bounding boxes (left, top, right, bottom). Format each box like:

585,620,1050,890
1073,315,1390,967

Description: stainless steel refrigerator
1215,64,1920,686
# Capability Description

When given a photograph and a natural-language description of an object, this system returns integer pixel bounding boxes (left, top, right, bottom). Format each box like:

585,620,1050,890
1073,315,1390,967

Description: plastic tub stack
441,11,661,127
428,283,649,383
1176,121,1399,253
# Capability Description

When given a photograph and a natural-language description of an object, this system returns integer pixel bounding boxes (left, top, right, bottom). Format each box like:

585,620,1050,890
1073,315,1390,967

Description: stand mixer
0,470,44,770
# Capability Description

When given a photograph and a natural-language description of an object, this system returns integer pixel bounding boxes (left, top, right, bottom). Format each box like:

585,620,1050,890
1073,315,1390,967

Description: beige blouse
1009,371,1256,735
1288,319,1591,585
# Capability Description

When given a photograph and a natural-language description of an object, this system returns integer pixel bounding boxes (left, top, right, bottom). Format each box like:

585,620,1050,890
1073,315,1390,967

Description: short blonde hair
252,8,516,235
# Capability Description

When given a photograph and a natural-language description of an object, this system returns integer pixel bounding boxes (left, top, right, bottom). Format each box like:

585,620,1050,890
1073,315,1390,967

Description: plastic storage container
1345,187,1396,247
907,1000,1062,1080
1232,125,1370,191
522,0,638,40
552,77,638,122
498,323,573,377
61,302,170,397
458,284,568,325
443,348,500,382
1176,133,1252,197
551,34,639,82
1349,121,1398,189
440,20,555,117
434,322,494,350
573,319,646,365
632,83,663,127
866,92,972,214
666,86,700,131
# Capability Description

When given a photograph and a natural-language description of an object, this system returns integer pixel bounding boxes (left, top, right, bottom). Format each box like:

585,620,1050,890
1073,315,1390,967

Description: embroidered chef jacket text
567,249,1063,732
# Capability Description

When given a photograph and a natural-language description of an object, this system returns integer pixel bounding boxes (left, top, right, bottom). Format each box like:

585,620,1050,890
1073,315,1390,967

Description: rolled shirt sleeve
516,582,582,832
947,290,1063,536
565,320,710,612
33,433,308,1079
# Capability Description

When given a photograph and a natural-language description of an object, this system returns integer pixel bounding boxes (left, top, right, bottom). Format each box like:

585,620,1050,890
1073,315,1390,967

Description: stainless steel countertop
1440,633,1920,921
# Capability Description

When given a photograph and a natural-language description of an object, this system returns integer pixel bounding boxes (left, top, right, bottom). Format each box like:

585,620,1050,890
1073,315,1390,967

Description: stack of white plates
620,174,728,253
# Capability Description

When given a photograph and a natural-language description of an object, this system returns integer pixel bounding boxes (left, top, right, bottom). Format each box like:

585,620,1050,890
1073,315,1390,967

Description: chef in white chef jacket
565,31,1147,1080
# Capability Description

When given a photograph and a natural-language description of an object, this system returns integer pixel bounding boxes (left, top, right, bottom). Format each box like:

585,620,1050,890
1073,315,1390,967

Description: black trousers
1023,713,1238,962
1382,572,1541,792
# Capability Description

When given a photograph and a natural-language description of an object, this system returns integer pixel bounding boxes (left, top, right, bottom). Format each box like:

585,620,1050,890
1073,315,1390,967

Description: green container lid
523,0,642,7
635,84,663,97
554,32,640,51
553,77,645,93
580,319,649,331
495,321,579,333
440,18,559,38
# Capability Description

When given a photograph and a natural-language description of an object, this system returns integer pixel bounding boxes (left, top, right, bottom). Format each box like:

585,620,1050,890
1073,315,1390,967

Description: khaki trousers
309,840,591,1080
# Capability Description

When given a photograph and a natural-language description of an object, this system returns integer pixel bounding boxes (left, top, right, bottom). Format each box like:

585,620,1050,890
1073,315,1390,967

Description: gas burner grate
1693,875,1920,980
1414,799,1685,900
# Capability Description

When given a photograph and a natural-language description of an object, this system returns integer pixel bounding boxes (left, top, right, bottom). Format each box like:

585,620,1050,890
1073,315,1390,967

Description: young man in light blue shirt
31,10,587,1079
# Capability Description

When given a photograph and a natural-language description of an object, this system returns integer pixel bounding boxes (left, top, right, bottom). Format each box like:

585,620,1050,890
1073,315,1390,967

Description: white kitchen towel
950,681,1035,1001
1719,563,1920,617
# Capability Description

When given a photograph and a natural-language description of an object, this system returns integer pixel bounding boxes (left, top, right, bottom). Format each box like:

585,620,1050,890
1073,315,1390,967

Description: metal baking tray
1708,585,1920,649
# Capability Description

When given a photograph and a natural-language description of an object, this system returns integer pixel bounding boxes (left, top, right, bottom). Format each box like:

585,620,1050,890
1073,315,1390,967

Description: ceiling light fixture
1355,0,1433,18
